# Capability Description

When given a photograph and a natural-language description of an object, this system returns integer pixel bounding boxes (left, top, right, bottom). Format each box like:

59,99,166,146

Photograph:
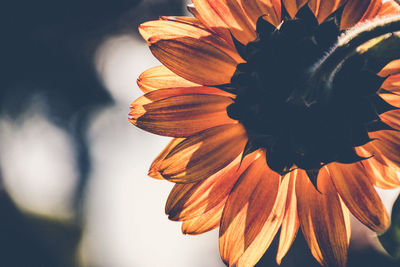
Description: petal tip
148,167,164,179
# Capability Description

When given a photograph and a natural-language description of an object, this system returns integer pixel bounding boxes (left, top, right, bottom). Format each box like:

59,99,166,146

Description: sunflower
130,0,400,266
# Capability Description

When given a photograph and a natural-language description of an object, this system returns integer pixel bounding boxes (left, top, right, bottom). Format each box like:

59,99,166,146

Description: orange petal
381,108,400,130
308,0,347,23
378,59,400,77
139,18,242,63
130,90,235,137
296,168,348,267
137,66,199,93
165,152,256,221
367,131,400,174
192,0,257,45
341,0,382,29
150,38,238,85
159,124,247,183
149,138,184,179
328,162,389,232
132,86,234,107
361,140,400,171
282,0,308,18
382,74,400,94
276,172,299,265
236,174,288,267
159,16,207,29
219,152,282,267
240,0,281,27
356,146,400,189
380,92,400,108
377,0,400,17
181,202,224,235
340,197,352,245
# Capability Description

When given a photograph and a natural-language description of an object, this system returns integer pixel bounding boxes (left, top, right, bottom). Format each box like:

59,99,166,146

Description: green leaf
378,193,400,259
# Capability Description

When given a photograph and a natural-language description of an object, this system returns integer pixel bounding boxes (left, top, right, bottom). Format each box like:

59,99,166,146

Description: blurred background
0,0,399,266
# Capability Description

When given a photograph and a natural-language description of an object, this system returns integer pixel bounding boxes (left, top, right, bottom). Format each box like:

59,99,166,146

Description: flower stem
303,15,400,105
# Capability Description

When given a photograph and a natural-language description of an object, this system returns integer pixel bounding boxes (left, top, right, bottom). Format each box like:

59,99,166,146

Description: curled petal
328,162,390,232
296,168,348,267
341,0,382,29
159,124,247,183
137,66,199,93
192,0,257,44
219,152,282,267
130,90,234,137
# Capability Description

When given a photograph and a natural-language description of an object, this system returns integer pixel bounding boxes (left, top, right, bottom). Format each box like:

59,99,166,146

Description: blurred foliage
379,193,400,261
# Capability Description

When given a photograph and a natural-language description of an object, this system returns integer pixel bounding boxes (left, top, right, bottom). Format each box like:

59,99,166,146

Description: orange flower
130,1,400,266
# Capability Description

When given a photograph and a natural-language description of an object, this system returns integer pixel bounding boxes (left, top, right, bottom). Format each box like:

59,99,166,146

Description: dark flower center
223,5,398,182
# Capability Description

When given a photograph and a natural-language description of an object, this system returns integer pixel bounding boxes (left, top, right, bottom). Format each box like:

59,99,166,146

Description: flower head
130,1,400,266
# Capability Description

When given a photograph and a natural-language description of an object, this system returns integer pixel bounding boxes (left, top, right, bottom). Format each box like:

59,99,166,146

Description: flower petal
139,17,242,63
276,172,299,265
192,0,257,44
382,74,400,94
341,0,382,29
159,124,247,183
378,59,400,77
240,0,281,27
137,65,199,93
309,0,346,23
381,109,400,130
236,175,288,267
340,198,351,246
149,138,184,179
139,17,242,85
150,38,238,85
282,0,308,18
296,168,348,267
379,60,400,95
181,203,224,235
219,152,282,267
369,131,400,167
166,152,257,221
129,90,235,137
328,162,390,232
356,146,400,189
377,0,400,17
